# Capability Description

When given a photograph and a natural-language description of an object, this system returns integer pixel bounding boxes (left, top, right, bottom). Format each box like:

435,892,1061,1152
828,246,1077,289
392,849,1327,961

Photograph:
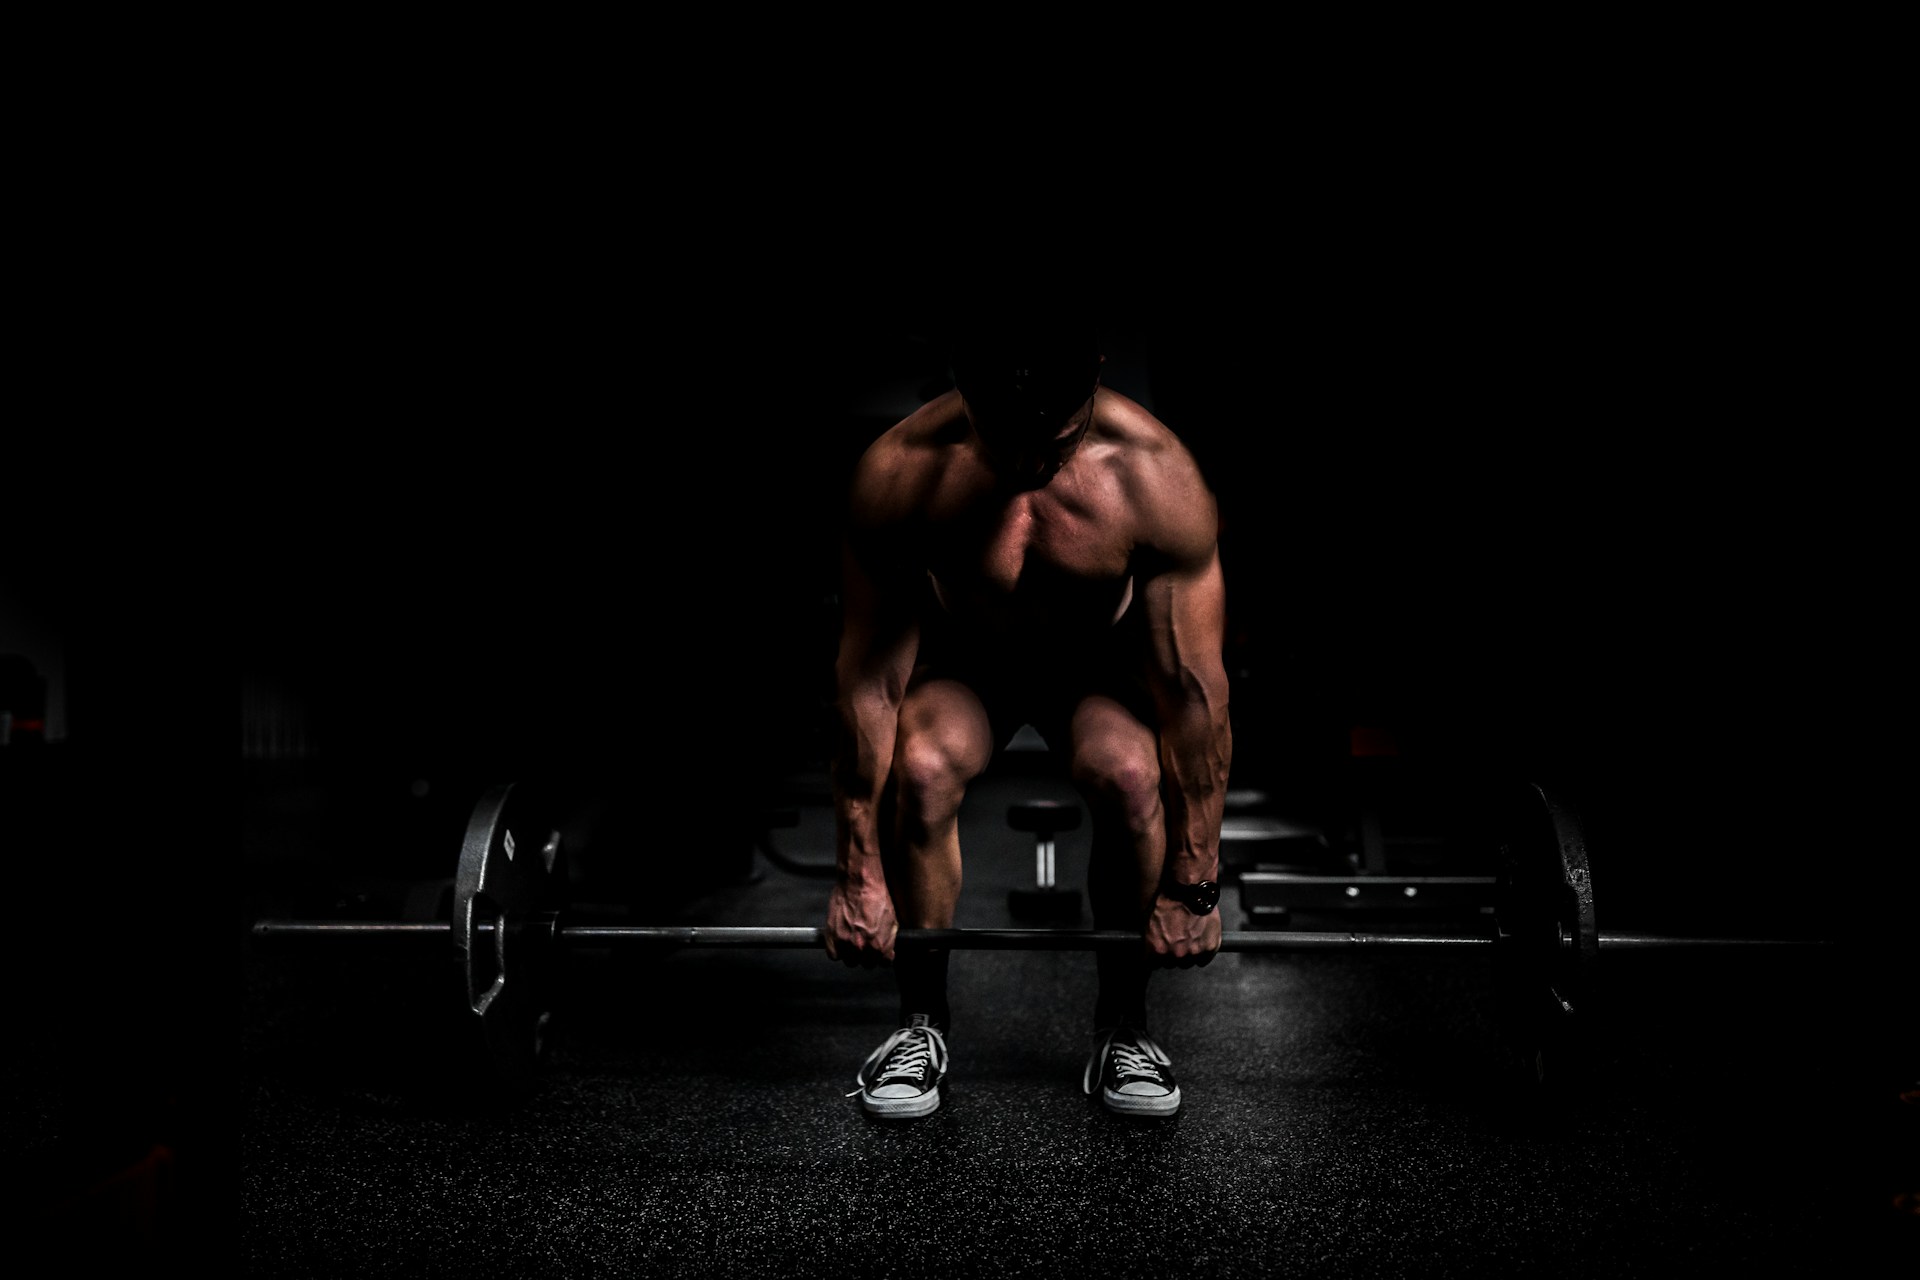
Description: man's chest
922,493,1136,624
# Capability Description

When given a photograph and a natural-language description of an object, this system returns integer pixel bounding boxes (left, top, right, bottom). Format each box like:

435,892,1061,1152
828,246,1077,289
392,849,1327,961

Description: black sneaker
854,1015,948,1119
1083,1026,1181,1116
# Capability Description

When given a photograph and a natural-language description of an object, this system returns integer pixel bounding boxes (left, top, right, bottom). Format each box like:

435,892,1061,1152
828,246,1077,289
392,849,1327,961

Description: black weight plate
1493,779,1600,1091
1537,781,1599,1017
453,782,567,1093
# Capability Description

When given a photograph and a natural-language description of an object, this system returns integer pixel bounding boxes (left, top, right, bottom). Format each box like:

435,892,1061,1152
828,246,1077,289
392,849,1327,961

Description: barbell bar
247,779,1833,1098
249,921,1826,951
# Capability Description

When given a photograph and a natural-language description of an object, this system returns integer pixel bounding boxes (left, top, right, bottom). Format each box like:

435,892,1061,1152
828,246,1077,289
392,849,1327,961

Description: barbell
248,779,1829,1099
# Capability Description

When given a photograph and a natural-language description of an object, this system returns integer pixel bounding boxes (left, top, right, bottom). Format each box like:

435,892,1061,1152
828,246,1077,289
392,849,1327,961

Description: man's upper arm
1139,545,1230,708
1135,457,1231,705
836,447,923,700
836,530,919,699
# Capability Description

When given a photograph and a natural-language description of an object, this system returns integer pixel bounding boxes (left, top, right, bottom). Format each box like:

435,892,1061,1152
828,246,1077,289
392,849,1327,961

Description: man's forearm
831,688,901,881
1158,696,1232,881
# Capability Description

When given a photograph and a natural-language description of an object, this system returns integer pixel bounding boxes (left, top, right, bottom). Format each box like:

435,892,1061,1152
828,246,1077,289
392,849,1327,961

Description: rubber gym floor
226,760,1916,1280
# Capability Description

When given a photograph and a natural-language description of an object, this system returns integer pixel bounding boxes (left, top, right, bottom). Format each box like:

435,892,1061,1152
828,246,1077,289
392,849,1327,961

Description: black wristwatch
1160,878,1221,916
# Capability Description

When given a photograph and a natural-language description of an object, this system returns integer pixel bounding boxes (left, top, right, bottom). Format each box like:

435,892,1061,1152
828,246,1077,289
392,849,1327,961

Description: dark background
221,218,1888,944
2,135,1905,1261
204,107,1894,957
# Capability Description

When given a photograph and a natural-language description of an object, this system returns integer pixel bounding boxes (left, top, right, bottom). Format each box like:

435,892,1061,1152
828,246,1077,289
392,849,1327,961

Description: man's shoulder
1090,392,1218,557
856,390,964,458
1093,393,1209,491
849,393,969,524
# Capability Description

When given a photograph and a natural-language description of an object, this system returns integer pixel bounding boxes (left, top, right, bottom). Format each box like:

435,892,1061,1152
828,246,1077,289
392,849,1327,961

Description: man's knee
891,730,976,831
1071,748,1162,835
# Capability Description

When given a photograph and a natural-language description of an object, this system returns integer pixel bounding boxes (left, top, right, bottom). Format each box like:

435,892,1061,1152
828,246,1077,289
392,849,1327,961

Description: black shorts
908,593,1159,755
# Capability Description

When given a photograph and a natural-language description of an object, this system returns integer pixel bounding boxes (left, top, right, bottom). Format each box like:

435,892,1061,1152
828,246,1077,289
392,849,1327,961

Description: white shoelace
1085,1029,1172,1095
1110,1042,1169,1086
850,1025,949,1095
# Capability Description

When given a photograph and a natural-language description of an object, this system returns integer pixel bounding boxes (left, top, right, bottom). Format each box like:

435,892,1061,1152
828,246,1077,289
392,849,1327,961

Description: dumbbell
1006,799,1083,922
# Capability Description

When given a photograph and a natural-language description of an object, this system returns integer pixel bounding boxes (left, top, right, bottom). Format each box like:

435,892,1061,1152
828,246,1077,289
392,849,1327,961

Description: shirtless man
823,309,1233,1119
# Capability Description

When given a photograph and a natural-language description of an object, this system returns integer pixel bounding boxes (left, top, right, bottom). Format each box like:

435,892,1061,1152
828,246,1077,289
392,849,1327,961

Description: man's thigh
896,675,999,783
1062,693,1161,785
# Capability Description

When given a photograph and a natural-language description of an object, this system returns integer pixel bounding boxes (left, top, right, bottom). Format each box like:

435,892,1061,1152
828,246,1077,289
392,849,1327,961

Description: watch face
1171,880,1219,914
